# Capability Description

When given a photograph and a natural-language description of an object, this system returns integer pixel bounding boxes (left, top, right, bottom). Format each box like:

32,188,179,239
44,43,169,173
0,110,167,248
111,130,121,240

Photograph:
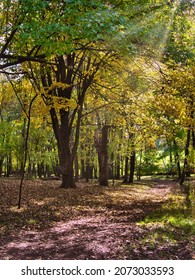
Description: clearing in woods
0,178,194,260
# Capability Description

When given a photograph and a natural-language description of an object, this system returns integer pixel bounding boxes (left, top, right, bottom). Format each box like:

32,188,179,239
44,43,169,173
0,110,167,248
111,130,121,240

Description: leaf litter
0,178,194,259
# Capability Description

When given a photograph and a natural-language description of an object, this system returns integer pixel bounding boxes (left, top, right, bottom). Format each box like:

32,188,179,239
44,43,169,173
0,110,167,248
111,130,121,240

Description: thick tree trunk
59,135,76,188
60,156,75,188
98,151,109,186
58,110,75,188
61,169,75,188
94,126,110,186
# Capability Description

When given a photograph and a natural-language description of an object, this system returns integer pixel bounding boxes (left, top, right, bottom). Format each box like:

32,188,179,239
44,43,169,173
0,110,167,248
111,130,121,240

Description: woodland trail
0,178,194,259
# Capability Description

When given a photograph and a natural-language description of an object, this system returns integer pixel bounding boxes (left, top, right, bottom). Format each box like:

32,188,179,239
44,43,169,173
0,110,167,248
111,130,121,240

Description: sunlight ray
156,0,181,60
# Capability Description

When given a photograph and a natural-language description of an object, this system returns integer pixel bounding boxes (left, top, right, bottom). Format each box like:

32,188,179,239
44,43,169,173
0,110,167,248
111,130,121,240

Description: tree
0,0,125,71
0,76,21,176
0,0,125,187
2,0,193,189
151,64,195,182
148,0,195,183
6,76,38,208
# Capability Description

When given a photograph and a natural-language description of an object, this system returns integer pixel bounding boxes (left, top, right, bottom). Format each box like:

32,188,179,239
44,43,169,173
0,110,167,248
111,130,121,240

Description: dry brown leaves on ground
0,178,194,260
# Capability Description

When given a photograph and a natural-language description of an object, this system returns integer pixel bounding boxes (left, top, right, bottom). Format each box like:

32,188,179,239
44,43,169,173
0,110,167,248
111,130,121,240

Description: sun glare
157,0,181,60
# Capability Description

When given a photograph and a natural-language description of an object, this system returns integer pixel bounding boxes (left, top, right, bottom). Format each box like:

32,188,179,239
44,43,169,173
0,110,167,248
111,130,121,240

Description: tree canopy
0,0,195,263
0,0,194,189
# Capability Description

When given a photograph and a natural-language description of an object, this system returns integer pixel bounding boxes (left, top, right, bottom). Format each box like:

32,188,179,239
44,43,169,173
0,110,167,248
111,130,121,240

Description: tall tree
0,0,125,187
39,49,116,187
2,0,190,188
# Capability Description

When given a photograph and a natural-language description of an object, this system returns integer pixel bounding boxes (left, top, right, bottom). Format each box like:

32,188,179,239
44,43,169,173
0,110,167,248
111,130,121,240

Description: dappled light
0,178,194,259
0,0,195,262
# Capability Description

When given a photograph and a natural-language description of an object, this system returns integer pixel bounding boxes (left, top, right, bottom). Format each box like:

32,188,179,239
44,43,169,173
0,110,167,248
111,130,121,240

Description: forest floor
0,177,195,260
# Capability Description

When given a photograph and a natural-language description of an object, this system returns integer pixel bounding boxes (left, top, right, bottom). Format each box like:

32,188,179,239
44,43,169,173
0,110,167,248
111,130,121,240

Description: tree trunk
59,134,76,188
169,142,173,176
116,155,121,179
94,126,110,186
61,168,75,188
192,130,195,149
32,163,37,178
192,130,195,174
86,164,90,182
94,166,98,179
86,149,90,182
173,139,181,179
0,158,4,177
37,162,44,178
123,156,129,183
110,152,114,180
6,153,12,177
129,151,135,184
98,151,109,186
74,155,79,182
85,164,94,182
53,164,61,177
180,130,191,185
137,149,142,181
81,159,85,179
45,165,51,178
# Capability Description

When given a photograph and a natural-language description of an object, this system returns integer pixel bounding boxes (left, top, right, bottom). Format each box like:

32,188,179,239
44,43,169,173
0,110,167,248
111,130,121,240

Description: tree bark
59,113,76,188
137,149,142,181
74,155,79,182
129,151,136,184
116,155,121,179
192,130,195,175
81,159,85,179
180,130,191,185
173,139,181,180
192,130,195,149
123,156,129,183
0,158,3,177
94,126,110,186
6,153,12,177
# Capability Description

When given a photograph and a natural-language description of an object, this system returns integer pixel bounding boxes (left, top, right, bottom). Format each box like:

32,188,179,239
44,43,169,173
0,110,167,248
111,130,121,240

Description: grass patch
134,186,195,259
139,189,195,231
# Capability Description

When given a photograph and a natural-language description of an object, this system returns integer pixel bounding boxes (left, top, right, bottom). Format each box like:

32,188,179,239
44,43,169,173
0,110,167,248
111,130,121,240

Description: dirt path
0,179,193,259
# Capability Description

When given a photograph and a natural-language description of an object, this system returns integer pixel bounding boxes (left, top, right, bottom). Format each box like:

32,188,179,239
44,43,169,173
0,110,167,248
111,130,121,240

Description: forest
0,0,195,260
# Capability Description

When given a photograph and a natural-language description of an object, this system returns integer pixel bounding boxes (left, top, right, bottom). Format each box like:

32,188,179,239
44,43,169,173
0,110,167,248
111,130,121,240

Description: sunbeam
156,0,181,60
